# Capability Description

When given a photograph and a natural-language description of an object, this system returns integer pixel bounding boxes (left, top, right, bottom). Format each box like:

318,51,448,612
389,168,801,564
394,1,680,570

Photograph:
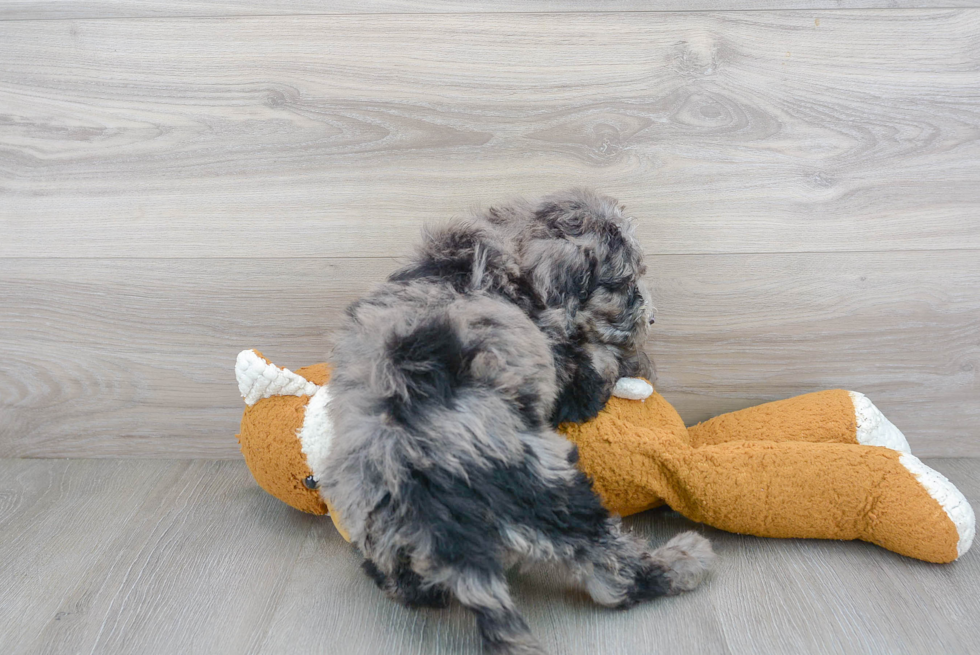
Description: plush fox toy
235,349,974,563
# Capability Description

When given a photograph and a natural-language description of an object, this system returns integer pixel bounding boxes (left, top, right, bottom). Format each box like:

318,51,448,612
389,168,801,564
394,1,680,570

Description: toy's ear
235,349,320,405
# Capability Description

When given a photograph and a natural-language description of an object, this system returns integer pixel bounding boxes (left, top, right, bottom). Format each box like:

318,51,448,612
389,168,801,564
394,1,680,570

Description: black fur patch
361,558,388,589
575,247,600,302
382,314,546,431
535,200,587,238
388,228,482,293
619,561,671,609
399,451,609,574
470,316,502,330
537,245,599,307
361,557,452,609
514,387,544,430
384,316,474,424
388,228,541,315
474,605,534,651
550,342,610,427
625,283,640,310
599,219,626,252
511,272,546,314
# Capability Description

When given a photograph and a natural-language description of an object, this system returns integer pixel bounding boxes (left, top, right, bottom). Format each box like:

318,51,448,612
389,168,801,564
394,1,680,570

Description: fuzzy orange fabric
558,387,688,516
560,389,863,515
236,355,969,563
238,393,327,515
687,389,858,447
562,389,961,563
236,360,332,516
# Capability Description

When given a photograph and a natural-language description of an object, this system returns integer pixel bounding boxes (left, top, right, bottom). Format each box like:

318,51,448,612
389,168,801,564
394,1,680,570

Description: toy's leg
687,389,910,453
649,439,974,563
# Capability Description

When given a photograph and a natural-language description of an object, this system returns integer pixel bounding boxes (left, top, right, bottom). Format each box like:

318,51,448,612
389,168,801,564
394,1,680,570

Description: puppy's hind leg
444,566,545,655
362,556,452,609
644,530,716,596
528,468,714,608
574,526,715,609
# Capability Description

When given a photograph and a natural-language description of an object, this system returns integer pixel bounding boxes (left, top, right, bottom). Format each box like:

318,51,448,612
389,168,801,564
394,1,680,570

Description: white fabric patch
235,349,319,406
612,377,654,401
849,391,911,453
899,453,975,560
298,385,335,480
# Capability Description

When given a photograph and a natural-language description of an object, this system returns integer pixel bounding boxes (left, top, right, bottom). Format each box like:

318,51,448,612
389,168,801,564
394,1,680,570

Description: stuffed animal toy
235,349,974,563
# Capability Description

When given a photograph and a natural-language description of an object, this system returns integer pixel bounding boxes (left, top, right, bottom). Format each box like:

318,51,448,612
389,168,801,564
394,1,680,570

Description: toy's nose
649,315,656,325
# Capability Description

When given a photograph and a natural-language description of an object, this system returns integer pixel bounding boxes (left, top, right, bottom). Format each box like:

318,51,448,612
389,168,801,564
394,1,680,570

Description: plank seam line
1,248,979,261
0,6,974,22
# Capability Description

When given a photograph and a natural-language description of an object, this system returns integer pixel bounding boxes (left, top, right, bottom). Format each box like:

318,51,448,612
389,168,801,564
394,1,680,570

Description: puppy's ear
524,239,599,307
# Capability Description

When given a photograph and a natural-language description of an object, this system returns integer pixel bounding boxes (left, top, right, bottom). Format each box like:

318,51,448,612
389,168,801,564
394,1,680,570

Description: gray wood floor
2,457,977,655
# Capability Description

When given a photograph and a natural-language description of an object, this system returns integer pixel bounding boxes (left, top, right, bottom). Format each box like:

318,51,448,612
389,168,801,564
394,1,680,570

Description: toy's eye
303,475,318,490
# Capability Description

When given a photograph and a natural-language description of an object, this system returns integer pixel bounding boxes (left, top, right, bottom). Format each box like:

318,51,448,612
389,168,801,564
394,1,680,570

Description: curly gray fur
321,189,713,654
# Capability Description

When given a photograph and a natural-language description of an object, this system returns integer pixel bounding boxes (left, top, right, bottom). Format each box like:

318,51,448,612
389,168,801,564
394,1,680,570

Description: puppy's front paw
612,377,654,401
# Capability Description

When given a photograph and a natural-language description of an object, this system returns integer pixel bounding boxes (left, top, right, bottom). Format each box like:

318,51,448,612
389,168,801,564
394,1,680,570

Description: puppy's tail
648,531,715,596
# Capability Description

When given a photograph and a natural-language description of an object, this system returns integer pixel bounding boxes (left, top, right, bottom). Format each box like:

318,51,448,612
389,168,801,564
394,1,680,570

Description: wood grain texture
647,251,980,452
2,10,979,257
0,459,315,654
1,253,976,459
0,258,385,458
4,0,980,21
1,458,977,654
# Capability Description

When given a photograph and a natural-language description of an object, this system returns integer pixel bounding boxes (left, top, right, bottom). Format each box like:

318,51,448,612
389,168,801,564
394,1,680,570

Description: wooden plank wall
1,4,978,457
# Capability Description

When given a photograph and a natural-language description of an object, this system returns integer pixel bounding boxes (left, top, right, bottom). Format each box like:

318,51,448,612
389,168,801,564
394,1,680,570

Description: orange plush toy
235,350,974,563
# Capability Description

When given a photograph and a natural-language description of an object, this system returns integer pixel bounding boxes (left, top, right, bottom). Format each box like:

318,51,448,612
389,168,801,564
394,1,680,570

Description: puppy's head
521,189,655,380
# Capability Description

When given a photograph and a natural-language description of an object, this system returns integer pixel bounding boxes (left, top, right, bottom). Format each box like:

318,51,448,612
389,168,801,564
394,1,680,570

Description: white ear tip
235,349,319,406
612,377,654,400
235,350,259,396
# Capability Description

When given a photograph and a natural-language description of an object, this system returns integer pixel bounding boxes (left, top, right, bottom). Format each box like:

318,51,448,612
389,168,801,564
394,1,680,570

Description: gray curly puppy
323,189,714,655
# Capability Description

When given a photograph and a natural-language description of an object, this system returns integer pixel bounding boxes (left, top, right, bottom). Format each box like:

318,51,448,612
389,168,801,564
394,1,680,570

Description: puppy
323,189,713,654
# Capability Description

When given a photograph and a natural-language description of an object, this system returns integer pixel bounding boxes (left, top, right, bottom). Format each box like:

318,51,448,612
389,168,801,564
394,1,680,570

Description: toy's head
234,349,349,539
